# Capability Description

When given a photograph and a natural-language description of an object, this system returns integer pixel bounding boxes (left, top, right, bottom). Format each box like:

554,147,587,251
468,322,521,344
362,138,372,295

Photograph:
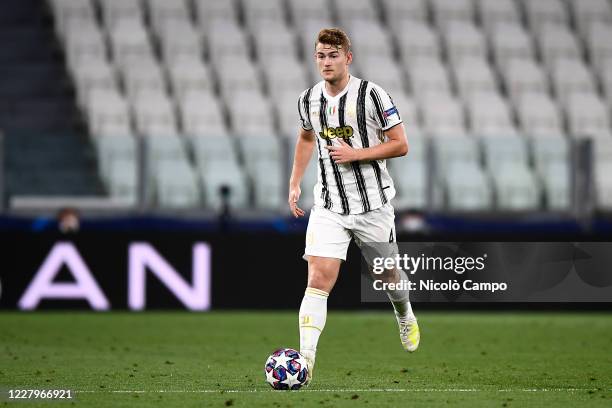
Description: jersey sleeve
368,83,402,131
297,90,313,131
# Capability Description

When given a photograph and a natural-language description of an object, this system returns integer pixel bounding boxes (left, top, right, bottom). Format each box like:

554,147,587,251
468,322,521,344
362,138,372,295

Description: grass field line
72,388,610,394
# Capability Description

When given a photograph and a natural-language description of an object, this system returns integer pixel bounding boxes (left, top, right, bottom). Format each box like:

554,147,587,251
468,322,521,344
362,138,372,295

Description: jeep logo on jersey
319,126,354,140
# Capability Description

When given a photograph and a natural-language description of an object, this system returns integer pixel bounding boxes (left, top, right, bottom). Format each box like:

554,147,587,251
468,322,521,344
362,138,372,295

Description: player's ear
346,50,353,66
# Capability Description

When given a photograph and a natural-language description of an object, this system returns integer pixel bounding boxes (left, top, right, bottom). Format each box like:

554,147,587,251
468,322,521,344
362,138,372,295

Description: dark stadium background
0,0,610,312
0,0,611,406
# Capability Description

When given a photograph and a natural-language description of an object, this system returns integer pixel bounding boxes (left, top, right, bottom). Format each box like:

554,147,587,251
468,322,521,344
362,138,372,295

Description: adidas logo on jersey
319,125,354,140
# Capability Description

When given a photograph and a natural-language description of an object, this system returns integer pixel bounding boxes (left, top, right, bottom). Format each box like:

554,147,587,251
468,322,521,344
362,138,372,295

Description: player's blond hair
316,28,351,53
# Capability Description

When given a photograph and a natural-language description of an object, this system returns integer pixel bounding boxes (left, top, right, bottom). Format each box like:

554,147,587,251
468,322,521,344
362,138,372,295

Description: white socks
298,287,329,357
385,269,416,321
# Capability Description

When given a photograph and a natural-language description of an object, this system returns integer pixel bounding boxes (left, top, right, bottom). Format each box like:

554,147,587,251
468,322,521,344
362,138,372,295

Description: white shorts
303,203,398,262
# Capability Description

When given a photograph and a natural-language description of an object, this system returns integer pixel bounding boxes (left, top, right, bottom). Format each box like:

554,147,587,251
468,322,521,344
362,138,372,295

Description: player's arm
288,127,316,218
326,123,408,164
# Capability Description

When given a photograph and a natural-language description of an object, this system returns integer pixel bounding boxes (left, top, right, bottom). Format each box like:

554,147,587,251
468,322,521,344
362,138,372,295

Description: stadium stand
2,0,605,214
1,0,104,196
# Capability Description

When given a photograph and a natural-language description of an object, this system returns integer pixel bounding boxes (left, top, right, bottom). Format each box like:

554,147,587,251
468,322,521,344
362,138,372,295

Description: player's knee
375,267,400,284
307,259,339,292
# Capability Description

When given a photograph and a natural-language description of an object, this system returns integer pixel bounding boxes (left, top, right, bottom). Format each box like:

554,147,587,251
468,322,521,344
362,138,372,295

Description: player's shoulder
299,81,324,100
362,79,389,95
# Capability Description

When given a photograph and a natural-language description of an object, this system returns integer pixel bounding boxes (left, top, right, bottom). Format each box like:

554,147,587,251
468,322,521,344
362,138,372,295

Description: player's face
315,43,352,83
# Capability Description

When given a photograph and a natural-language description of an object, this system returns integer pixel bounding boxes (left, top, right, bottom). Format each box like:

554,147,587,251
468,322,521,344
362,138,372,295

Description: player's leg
374,265,419,352
353,203,420,352
300,207,351,383
300,256,341,357
299,256,340,383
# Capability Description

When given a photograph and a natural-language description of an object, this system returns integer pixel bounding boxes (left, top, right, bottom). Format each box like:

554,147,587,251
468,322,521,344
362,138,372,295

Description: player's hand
325,139,359,164
288,185,305,218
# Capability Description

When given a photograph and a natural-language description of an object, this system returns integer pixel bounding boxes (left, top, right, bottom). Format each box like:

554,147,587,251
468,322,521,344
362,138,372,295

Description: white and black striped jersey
297,75,403,215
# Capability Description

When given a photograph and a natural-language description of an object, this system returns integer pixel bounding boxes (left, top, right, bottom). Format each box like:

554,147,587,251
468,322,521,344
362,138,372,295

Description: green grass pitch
1,311,611,407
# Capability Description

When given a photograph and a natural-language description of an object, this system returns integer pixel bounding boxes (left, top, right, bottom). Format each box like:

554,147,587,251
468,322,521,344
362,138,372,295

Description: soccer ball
264,348,309,390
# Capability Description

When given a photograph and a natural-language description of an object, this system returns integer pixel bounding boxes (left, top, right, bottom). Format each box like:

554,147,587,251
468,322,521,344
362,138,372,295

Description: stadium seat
595,162,612,209
481,135,529,173
287,0,331,23
95,119,133,139
539,161,571,210
565,93,611,139
531,135,570,175
444,162,492,211
229,91,275,137
109,20,153,65
536,24,583,70
385,93,418,133
346,21,393,59
194,0,238,28
262,55,309,100
96,134,137,183
430,0,475,29
568,0,612,40
550,59,597,107
206,20,249,61
404,120,426,141
476,0,521,36
121,59,166,101
146,134,188,167
158,19,202,63
451,57,498,101
443,21,486,64
107,158,138,204
585,22,612,75
297,155,319,211
73,58,117,108
251,24,299,61
357,55,407,96
420,94,467,137
215,55,261,99
600,59,612,105
241,0,287,28
250,161,285,211
407,58,453,102
592,137,612,206
516,93,564,137
166,59,213,101
101,0,145,30
592,137,612,167
239,134,283,173
297,17,336,66
131,91,178,137
490,22,534,69
86,89,131,138
198,158,249,210
389,158,428,210
190,134,238,168
147,0,190,38
50,0,96,36
395,22,441,66
521,0,569,34
467,93,516,136
277,93,302,138
500,59,549,105
64,20,106,64
334,0,378,26
490,163,540,210
154,160,200,208
179,91,228,137
432,134,480,175
382,0,428,33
